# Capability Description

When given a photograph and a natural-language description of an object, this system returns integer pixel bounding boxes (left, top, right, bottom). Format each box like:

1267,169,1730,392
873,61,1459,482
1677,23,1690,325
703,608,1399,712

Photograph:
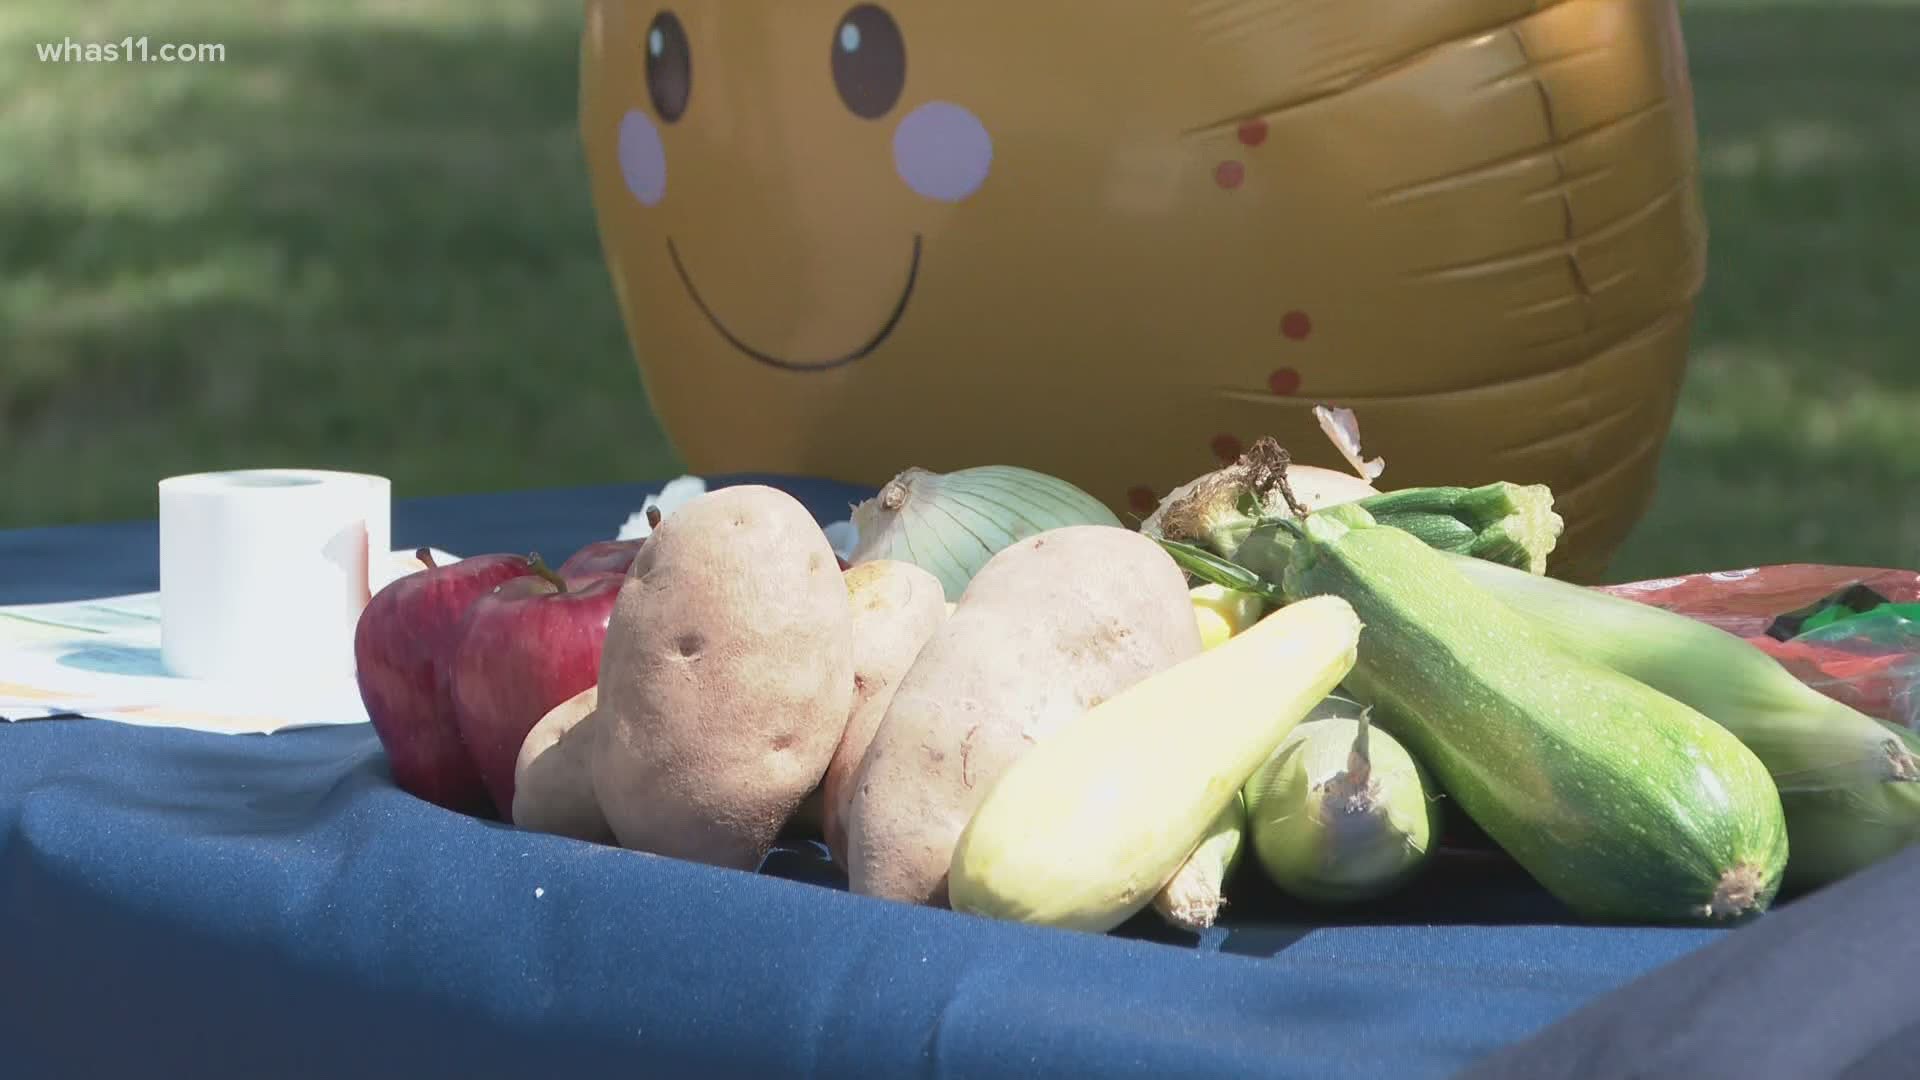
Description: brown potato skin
592,485,855,871
821,561,949,870
511,685,613,844
842,526,1203,906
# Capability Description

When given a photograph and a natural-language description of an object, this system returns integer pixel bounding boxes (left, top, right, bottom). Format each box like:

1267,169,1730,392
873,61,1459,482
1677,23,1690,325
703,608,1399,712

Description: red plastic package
1598,565,1920,729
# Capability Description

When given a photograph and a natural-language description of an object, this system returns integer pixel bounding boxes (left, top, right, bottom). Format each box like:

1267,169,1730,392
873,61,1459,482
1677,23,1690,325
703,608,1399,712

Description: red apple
557,538,645,578
355,550,538,816
446,560,623,813
558,505,662,578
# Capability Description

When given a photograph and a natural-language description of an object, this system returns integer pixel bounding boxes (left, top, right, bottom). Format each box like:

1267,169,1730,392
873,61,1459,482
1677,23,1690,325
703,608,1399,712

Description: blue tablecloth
3,474,1904,1078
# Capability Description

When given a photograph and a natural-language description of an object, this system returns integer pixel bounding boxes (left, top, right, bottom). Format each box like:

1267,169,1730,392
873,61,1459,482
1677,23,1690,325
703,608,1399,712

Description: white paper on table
0,548,458,735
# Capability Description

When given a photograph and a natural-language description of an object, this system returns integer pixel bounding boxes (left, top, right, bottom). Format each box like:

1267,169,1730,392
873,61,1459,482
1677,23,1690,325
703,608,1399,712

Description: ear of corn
1149,791,1247,931
1443,552,1920,790
1244,699,1441,904
1141,585,1267,929
1776,773,1920,890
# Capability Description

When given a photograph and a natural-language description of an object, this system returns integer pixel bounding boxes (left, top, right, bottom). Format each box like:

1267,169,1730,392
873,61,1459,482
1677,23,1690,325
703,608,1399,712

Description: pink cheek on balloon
893,102,994,203
618,109,667,207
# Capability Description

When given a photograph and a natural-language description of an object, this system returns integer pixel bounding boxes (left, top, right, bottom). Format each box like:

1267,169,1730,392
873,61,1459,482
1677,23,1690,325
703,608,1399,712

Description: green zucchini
1366,510,1479,555
1280,503,1790,923
1355,482,1564,574
1142,446,1564,577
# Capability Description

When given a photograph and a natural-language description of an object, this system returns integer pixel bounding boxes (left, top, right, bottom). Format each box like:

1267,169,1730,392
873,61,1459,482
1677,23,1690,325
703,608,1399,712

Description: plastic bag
1599,565,1920,731
1773,611,1920,732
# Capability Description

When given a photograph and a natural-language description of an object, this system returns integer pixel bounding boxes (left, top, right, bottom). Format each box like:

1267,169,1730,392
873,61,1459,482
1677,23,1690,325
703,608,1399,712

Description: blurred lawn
1,1,1914,583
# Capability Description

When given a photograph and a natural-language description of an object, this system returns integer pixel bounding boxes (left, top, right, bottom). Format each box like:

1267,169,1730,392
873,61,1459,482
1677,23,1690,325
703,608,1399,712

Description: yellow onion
848,466,1122,600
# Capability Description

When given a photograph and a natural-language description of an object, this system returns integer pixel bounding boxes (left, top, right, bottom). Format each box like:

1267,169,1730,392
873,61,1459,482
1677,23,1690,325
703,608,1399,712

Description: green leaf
1156,539,1288,604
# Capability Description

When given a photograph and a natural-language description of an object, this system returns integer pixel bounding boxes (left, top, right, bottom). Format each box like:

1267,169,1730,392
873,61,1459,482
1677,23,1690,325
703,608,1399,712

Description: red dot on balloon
1237,119,1269,147
1281,311,1313,341
1267,368,1303,396
1211,434,1244,463
1214,161,1245,190
1128,486,1159,515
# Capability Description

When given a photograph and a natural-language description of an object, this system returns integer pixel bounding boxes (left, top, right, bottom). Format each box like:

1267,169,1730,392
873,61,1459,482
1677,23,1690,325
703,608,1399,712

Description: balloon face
581,0,1706,580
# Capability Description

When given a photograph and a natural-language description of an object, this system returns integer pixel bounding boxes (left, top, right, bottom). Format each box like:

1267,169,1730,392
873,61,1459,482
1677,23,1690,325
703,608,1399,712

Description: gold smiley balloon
581,1,1705,581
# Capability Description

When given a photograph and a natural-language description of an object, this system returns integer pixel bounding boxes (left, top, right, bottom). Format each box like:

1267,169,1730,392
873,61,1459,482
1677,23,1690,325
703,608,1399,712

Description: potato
592,485,855,871
820,560,949,869
843,525,1203,906
511,685,613,844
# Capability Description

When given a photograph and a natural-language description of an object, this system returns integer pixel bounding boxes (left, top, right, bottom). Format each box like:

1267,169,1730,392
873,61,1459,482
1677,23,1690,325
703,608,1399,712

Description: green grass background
2,1,1914,583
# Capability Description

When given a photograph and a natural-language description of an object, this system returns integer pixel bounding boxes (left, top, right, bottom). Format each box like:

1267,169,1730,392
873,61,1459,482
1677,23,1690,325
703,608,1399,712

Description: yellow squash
1190,584,1265,650
948,596,1361,932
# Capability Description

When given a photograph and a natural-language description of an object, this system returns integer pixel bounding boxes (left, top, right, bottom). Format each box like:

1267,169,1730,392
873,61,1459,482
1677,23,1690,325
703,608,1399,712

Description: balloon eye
645,11,691,123
831,5,905,120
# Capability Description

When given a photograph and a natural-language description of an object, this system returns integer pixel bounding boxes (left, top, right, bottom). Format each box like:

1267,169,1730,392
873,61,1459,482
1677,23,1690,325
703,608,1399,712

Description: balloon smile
666,235,922,373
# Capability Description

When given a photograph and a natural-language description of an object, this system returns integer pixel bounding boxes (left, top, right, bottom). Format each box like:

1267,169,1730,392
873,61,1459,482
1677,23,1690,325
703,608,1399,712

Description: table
3,475,1913,1078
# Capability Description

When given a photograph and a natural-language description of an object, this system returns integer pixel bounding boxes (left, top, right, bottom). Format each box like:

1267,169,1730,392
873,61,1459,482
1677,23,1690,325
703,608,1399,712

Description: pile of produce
355,410,1920,933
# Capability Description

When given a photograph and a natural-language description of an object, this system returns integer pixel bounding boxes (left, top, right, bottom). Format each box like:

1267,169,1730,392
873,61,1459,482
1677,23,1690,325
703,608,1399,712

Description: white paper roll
159,470,392,683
